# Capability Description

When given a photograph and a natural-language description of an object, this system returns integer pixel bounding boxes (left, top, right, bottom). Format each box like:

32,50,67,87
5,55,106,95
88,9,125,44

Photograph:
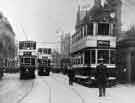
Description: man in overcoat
95,58,108,97
67,65,75,85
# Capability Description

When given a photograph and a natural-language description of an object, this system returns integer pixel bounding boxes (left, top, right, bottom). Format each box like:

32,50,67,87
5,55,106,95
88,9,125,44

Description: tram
70,1,120,85
37,48,52,76
71,18,117,83
19,41,37,79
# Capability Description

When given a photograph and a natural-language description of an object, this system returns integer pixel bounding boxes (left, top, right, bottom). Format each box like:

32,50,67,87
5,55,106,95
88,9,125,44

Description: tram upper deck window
38,48,42,54
48,48,51,54
98,50,109,64
19,42,23,49
43,49,47,54
19,41,36,49
98,23,109,35
87,23,93,35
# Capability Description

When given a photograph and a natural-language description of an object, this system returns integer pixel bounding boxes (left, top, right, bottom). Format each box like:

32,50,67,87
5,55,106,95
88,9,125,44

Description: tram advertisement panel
97,40,110,48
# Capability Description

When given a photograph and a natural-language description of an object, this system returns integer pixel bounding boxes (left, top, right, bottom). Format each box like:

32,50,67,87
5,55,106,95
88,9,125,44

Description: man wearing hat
67,65,75,86
95,57,108,97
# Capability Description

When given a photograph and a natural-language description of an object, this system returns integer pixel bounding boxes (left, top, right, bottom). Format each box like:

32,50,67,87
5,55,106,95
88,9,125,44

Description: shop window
98,50,109,64
98,23,109,35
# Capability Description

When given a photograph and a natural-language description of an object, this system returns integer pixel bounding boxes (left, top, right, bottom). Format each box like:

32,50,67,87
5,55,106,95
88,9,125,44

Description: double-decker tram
71,22,117,83
37,48,52,76
19,41,37,79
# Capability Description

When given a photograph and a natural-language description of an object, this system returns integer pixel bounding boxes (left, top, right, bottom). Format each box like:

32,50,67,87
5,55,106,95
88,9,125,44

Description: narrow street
0,73,135,103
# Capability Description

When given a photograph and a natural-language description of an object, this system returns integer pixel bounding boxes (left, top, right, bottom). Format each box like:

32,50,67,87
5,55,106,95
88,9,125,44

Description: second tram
37,48,52,76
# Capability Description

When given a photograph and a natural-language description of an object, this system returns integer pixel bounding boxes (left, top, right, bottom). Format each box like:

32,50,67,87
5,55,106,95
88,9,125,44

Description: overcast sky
0,0,134,48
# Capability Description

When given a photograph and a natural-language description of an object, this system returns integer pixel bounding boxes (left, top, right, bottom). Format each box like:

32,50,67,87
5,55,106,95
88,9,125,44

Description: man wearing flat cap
95,57,108,97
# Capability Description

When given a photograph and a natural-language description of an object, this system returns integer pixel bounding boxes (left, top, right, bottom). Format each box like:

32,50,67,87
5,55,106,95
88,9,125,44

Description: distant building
117,26,135,83
0,13,16,58
60,32,71,58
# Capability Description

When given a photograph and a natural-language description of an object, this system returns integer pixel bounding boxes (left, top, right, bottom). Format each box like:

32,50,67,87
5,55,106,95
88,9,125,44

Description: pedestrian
67,65,75,86
95,58,108,97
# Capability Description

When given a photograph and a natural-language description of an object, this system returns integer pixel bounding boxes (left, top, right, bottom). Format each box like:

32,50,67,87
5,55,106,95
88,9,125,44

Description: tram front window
98,50,109,64
24,58,31,64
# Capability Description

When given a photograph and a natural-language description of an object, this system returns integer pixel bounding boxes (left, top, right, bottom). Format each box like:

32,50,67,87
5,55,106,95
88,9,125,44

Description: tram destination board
97,40,110,48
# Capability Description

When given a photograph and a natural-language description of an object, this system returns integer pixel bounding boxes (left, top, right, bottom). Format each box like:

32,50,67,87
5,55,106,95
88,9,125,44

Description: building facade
117,26,135,83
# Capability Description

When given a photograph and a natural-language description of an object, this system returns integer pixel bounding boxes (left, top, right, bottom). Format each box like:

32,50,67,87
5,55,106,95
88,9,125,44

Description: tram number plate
97,40,110,48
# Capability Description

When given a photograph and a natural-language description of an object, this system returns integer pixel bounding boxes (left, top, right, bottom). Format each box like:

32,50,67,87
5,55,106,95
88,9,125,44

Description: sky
0,0,134,49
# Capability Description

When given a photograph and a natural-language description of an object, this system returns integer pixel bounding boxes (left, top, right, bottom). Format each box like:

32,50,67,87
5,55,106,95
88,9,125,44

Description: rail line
17,80,35,103
41,78,52,103
51,76,87,103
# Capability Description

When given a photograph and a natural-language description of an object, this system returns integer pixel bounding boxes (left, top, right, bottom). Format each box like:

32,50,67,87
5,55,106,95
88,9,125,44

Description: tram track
41,77,52,103
17,80,35,103
51,75,87,103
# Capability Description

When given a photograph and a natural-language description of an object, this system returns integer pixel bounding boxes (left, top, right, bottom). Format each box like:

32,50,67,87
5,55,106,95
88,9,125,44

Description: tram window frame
19,42,23,49
91,50,96,64
48,48,51,54
24,57,31,64
97,50,109,64
84,25,87,37
31,58,35,65
84,50,90,65
110,50,116,64
20,58,23,63
97,23,109,35
87,23,93,35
